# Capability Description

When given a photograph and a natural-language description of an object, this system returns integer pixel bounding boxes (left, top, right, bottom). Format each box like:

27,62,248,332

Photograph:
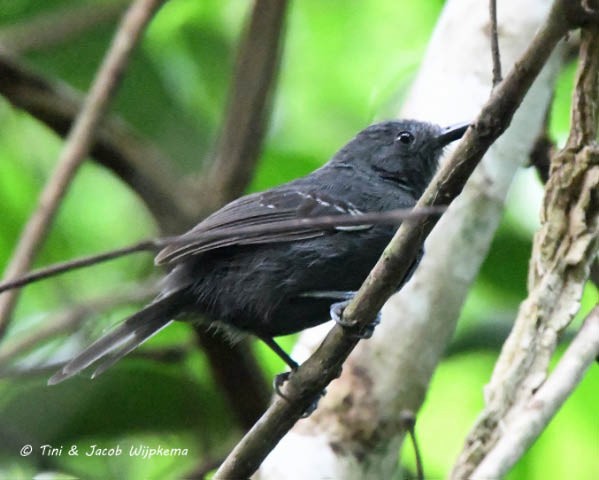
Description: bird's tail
48,293,183,385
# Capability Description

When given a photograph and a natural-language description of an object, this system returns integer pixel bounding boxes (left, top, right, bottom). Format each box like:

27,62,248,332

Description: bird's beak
435,122,470,147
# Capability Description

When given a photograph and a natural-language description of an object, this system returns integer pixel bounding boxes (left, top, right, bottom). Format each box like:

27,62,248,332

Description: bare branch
0,0,166,337
0,206,445,294
204,0,288,211
399,411,424,480
0,0,128,55
214,1,581,477
472,306,599,479
0,240,158,294
489,0,502,86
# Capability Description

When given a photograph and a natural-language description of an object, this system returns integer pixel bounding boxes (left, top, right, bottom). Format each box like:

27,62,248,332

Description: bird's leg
259,336,325,417
260,336,299,371
259,336,298,397
329,291,382,339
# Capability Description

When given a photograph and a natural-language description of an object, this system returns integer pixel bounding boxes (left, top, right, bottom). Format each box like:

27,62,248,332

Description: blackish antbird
49,119,468,385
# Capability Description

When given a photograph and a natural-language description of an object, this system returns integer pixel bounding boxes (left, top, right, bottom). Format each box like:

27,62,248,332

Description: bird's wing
155,188,368,265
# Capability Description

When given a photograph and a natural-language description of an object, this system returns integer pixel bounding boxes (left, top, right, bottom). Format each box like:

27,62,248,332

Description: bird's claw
273,371,292,400
301,389,326,418
273,370,326,418
330,300,381,339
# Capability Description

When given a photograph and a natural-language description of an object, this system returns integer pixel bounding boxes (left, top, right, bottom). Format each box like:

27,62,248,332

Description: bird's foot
273,370,326,418
330,299,381,339
273,370,292,400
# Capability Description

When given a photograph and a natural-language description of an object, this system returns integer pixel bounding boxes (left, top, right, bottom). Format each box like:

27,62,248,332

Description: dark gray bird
49,119,468,385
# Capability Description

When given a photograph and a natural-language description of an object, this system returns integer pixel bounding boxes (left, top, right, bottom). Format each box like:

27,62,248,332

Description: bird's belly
185,228,396,336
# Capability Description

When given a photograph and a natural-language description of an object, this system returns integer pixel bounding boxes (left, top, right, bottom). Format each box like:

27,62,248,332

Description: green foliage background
0,1,597,478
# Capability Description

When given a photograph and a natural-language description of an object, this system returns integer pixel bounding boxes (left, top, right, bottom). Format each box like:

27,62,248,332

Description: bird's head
333,119,469,198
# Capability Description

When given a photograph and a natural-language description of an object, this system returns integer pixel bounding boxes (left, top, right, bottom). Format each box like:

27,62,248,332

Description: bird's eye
396,131,414,145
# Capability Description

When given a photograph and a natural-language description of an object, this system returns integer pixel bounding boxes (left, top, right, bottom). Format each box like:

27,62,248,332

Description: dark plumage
49,119,468,385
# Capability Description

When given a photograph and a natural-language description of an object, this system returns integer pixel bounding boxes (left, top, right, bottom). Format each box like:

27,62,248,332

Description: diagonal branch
472,306,599,479
214,1,587,477
0,0,129,55
0,0,166,338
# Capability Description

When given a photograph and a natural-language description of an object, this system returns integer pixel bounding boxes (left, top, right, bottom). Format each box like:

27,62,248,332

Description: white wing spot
335,224,372,231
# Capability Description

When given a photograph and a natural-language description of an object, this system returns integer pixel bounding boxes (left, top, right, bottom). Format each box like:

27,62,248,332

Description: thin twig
0,240,158,294
0,0,129,55
0,0,166,337
214,1,581,477
489,0,502,86
400,411,424,480
0,206,445,294
472,306,599,479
